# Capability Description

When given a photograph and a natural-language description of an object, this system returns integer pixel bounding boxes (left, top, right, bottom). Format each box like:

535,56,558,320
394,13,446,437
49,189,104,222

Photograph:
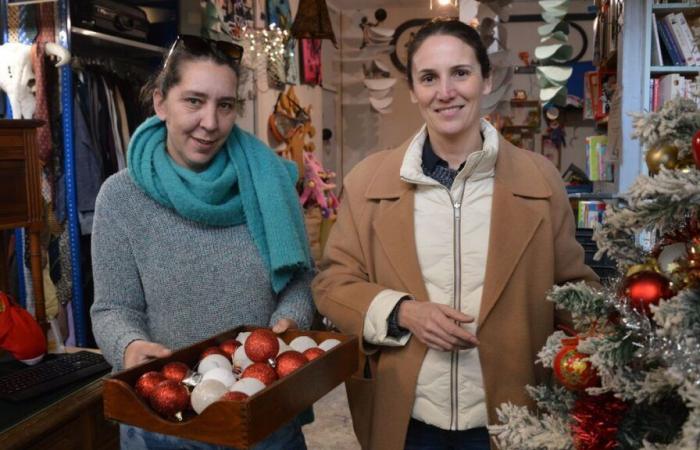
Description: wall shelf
650,65,700,73
652,3,700,12
71,27,167,54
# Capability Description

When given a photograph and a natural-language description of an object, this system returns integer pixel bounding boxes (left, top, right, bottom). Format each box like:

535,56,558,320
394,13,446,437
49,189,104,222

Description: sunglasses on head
164,34,244,68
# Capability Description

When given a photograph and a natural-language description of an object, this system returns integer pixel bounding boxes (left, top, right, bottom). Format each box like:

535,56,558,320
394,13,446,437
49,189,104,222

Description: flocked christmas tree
491,96,700,449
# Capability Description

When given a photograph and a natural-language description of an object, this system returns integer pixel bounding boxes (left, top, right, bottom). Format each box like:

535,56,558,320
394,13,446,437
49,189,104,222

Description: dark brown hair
406,17,491,87
140,37,241,110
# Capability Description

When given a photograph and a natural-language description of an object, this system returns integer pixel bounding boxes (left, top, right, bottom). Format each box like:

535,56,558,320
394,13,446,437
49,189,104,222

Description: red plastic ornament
135,371,167,400
244,329,279,362
624,270,674,314
219,339,241,358
149,380,190,419
200,346,227,360
221,391,249,402
161,361,190,383
241,362,278,385
692,130,700,169
552,338,599,391
275,350,308,378
303,347,325,361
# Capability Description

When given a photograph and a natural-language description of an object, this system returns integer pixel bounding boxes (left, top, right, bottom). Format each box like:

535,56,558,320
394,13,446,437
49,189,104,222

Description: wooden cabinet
0,378,119,450
0,120,47,331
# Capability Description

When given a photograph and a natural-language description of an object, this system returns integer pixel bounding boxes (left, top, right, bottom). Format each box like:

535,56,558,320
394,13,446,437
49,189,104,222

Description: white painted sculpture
0,42,71,119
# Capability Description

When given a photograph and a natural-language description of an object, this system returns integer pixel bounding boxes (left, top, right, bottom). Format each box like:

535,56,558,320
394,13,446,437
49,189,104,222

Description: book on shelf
657,14,685,65
653,11,700,66
650,73,700,110
585,135,614,183
667,12,700,66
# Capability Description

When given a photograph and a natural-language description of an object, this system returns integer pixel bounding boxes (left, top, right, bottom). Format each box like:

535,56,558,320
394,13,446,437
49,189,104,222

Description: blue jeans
120,416,307,450
404,419,491,450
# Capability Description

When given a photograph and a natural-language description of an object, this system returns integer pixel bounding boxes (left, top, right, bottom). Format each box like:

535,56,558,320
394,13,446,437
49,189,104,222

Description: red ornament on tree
303,347,325,361
275,350,308,378
692,130,700,169
553,337,599,391
221,391,249,402
244,329,279,362
149,380,190,419
219,339,241,358
623,266,674,314
200,346,227,360
161,361,190,383
135,371,167,400
241,362,278,385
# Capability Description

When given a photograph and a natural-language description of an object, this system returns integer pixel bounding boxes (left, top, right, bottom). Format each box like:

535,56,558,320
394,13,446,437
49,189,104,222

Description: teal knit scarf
128,115,312,293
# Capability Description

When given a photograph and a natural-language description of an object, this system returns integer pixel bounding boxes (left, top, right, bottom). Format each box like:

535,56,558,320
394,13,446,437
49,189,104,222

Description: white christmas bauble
198,354,232,374
230,377,266,396
657,242,688,275
318,339,341,351
277,337,292,355
236,331,252,345
233,345,253,372
289,336,317,353
202,367,236,389
191,379,228,414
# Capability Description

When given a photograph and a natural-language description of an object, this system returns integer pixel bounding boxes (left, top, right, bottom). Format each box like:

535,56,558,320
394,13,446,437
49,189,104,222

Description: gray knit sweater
90,170,316,371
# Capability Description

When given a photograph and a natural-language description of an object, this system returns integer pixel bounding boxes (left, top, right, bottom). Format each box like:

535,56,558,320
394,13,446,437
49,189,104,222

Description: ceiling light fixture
430,0,458,9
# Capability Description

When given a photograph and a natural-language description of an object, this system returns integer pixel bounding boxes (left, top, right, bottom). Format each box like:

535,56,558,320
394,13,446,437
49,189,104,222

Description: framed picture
266,0,292,30
219,0,255,41
541,136,561,170
300,39,322,85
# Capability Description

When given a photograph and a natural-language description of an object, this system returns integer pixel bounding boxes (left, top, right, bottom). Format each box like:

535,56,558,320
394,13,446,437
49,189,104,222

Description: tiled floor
303,385,360,450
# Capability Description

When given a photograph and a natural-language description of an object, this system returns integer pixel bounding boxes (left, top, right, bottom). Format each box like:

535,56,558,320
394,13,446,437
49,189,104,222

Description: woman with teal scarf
90,35,314,450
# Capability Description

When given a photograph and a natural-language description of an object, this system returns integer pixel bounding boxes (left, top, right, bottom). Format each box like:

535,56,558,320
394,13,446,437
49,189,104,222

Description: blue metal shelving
58,0,87,347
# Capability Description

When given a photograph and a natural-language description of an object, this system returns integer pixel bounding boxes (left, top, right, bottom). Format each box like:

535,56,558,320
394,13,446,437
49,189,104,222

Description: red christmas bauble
241,362,278,385
244,329,279,363
161,361,190,383
221,391,249,402
624,270,674,314
303,347,325,362
219,339,241,358
692,130,700,169
200,346,227,360
553,338,599,391
275,350,308,378
149,380,190,418
135,371,167,400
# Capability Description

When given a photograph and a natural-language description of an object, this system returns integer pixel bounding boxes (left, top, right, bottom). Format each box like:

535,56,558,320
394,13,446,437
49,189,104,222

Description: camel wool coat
312,134,598,450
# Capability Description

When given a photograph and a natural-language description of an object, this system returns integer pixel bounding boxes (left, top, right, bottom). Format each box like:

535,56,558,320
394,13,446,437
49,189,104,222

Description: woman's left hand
272,318,298,334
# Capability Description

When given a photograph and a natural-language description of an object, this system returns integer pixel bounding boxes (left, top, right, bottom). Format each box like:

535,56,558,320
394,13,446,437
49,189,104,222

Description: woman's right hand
398,301,480,352
123,340,172,369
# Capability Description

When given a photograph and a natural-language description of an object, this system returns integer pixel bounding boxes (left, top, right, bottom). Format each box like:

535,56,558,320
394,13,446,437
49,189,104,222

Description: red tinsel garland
571,393,628,450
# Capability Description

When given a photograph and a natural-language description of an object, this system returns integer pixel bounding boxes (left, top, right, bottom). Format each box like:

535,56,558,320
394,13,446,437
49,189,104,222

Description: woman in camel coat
313,18,598,450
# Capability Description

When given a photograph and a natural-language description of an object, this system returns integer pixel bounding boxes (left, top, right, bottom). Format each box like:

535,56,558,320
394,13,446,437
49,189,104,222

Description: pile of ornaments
133,329,340,420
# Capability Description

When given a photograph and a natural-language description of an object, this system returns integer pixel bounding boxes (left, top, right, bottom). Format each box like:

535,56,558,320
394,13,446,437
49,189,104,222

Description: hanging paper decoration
299,39,322,85
290,0,337,46
364,59,396,114
535,0,573,106
266,0,292,30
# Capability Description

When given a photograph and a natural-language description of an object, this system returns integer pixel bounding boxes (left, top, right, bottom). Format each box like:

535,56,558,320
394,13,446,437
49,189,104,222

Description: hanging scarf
128,116,311,293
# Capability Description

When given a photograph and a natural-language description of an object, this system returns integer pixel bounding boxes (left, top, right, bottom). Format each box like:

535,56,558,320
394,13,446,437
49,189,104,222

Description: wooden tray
103,327,358,449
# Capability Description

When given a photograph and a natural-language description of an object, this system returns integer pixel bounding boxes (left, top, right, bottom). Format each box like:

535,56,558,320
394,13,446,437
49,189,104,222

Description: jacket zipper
450,179,467,431
402,154,481,430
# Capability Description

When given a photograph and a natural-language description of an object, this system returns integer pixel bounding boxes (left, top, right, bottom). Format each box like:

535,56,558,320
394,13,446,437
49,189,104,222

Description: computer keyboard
0,351,111,401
